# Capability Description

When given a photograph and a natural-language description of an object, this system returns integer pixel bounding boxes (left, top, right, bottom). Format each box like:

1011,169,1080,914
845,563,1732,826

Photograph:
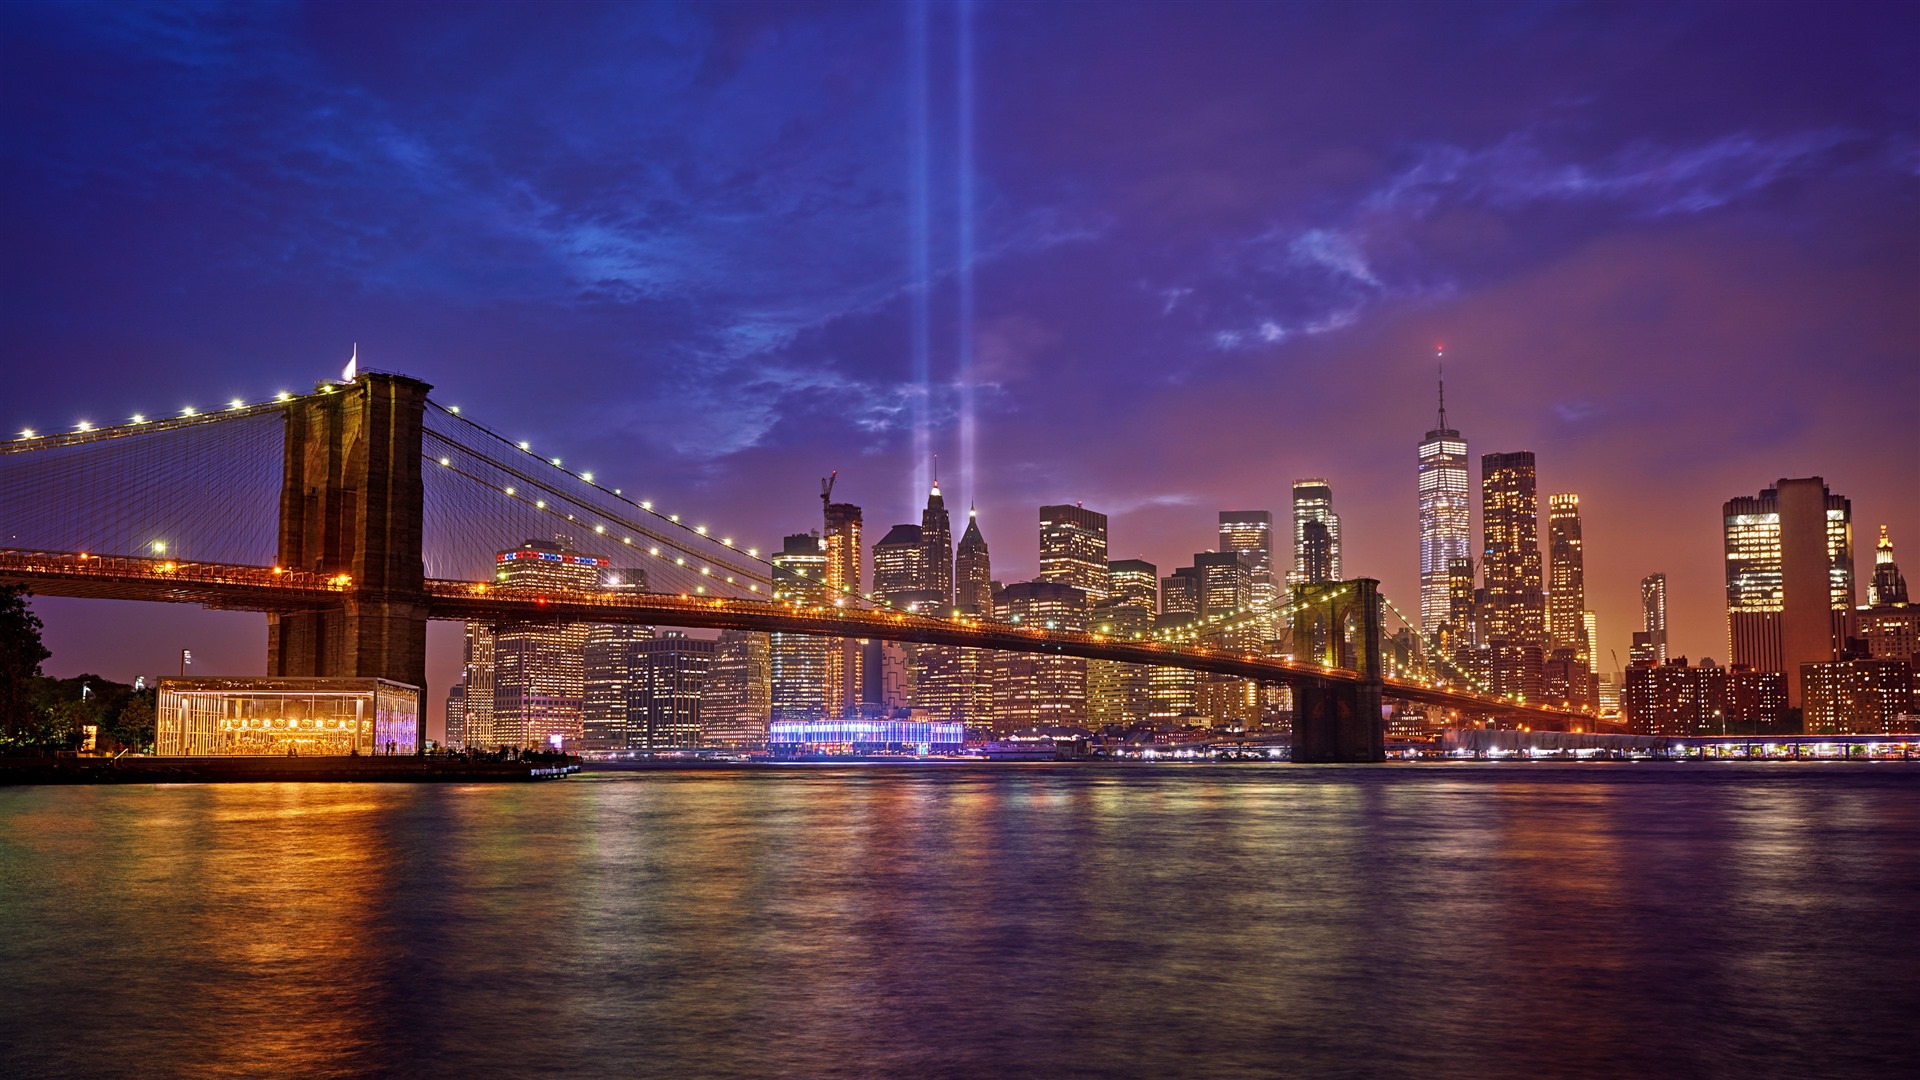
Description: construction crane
820,469,837,511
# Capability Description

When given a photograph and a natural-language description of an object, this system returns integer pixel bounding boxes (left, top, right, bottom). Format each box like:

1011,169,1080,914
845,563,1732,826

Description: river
2,763,1915,1078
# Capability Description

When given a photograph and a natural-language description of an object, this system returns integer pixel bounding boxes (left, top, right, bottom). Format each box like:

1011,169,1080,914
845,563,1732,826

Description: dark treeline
1,586,156,754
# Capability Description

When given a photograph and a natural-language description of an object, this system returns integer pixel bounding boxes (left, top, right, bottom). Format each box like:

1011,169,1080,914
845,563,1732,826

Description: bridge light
669,514,679,522
700,566,710,575
535,500,546,509
582,472,594,483
182,406,197,416
277,391,293,403
447,405,459,414
749,584,758,592
18,429,34,439
439,457,451,466
228,399,245,410
721,537,732,546
151,541,166,554
622,537,632,544
641,500,652,510
550,457,563,467
696,586,706,594
130,414,146,424
675,557,685,566
746,548,757,557
594,525,605,534
518,441,531,451
649,547,660,556
76,420,93,432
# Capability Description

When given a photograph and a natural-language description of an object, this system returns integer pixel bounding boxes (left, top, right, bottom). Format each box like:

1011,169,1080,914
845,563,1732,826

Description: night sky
4,2,1915,736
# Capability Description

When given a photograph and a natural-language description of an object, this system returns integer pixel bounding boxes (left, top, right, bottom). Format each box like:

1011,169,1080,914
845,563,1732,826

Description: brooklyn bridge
1,370,1595,761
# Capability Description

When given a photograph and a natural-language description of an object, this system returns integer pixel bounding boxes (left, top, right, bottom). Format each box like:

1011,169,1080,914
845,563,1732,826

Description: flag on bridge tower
341,343,358,383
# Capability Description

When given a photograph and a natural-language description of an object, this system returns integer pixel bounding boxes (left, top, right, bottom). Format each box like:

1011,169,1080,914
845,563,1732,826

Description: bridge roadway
0,548,1591,728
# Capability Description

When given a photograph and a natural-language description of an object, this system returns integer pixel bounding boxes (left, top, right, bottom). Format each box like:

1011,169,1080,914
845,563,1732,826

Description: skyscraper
1039,504,1109,599
1290,480,1341,586
1417,365,1470,634
822,496,863,718
629,631,715,750
1218,511,1275,631
872,523,926,603
1481,452,1545,645
460,621,496,749
1089,559,1157,728
770,532,830,720
992,580,1088,731
1724,477,1855,705
581,622,651,751
921,480,954,606
1547,494,1586,659
701,629,771,748
1640,573,1669,665
955,504,991,613
1300,521,1333,585
1870,525,1908,606
490,537,607,748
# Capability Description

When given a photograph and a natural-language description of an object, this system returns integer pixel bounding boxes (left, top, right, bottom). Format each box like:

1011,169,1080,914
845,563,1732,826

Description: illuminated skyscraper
955,505,991,613
1640,573,1669,665
1417,365,1470,634
629,631,715,750
1218,511,1275,630
1481,452,1545,645
490,537,607,748
1547,494,1586,659
1088,559,1157,728
1290,480,1340,586
1300,521,1333,585
702,629,771,748
1040,504,1109,599
443,682,466,751
582,622,652,751
460,621,496,749
822,497,864,718
770,532,830,720
872,523,926,602
1724,477,1854,705
1870,525,1908,606
993,580,1088,731
922,480,954,605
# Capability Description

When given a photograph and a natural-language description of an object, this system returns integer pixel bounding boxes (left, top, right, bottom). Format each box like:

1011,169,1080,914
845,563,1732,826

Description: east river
2,763,1916,1079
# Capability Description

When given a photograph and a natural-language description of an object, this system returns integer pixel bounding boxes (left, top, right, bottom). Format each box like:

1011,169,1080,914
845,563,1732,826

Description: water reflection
2,764,1916,1079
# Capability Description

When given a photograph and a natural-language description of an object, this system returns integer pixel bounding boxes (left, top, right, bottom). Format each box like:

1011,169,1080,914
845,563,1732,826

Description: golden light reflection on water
2,764,1916,1080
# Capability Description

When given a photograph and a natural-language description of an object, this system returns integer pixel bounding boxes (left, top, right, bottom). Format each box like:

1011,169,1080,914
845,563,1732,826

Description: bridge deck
0,549,1594,727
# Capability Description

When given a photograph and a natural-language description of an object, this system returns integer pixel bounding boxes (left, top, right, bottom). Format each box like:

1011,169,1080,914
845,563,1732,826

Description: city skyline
4,2,1914,735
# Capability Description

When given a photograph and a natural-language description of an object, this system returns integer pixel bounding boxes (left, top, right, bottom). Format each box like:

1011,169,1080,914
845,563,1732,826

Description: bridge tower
266,372,432,745
1290,578,1385,763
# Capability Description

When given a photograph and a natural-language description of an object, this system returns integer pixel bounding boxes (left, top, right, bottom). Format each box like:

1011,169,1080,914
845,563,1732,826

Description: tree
0,586,51,738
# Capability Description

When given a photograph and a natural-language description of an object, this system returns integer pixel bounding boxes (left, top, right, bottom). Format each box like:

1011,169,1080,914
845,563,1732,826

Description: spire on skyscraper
1436,346,1447,431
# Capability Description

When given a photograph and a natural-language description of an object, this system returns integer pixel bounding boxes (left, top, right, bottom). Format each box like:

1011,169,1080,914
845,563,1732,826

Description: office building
823,497,864,719
1724,477,1854,705
1547,494,1586,659
955,505,992,613
993,580,1089,731
1481,452,1545,647
702,629,771,748
460,621,496,750
1089,559,1157,728
1869,525,1908,607
872,523,926,603
1300,521,1333,585
922,480,955,605
626,632,715,750
1290,480,1341,586
1640,573,1669,666
1219,511,1277,631
491,538,607,748
771,532,830,720
443,682,466,751
1417,369,1471,634
1039,504,1110,599
581,623,652,751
